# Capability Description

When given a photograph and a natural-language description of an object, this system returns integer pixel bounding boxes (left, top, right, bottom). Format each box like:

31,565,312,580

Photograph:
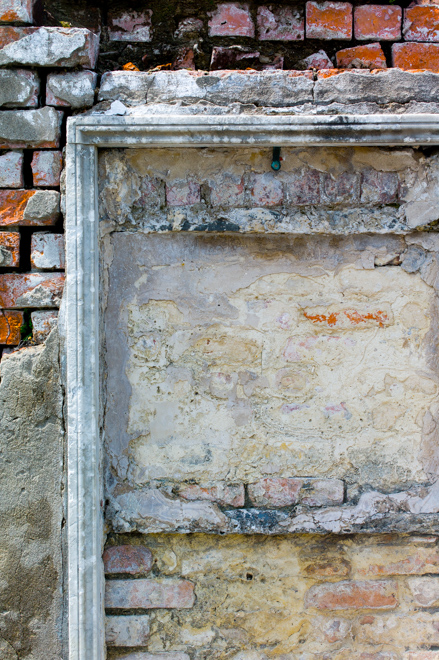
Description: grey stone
0,26,99,68
0,150,23,187
106,615,150,647
23,190,60,222
0,107,62,148
46,70,97,108
0,69,39,108
99,71,152,105
401,245,427,273
0,331,63,659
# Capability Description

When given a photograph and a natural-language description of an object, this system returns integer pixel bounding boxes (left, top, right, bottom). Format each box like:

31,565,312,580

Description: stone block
336,43,387,70
286,169,320,205
46,71,97,108
106,615,150,647
208,3,254,37
408,577,439,607
31,310,58,343
0,69,38,108
31,151,62,187
0,27,99,68
306,1,353,40
105,579,195,610
174,17,203,39
0,107,62,149
0,231,19,266
361,170,399,204
355,5,401,41
30,233,64,270
303,49,333,69
305,580,399,610
104,545,153,575
0,0,33,24
166,181,200,206
108,9,152,42
257,5,304,41
404,5,439,42
320,172,360,204
177,483,245,507
98,71,151,105
392,42,439,72
0,190,59,227
0,310,22,345
0,272,64,307
249,173,283,206
0,151,23,188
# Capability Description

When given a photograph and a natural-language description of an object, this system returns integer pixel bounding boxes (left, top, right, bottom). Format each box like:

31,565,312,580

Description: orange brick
0,190,59,227
0,232,19,267
392,42,439,72
0,26,34,49
305,579,399,611
336,43,387,69
355,5,401,41
0,273,64,308
306,1,353,40
404,5,439,42
0,310,22,345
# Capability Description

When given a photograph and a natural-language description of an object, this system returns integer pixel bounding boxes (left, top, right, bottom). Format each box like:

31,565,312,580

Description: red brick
304,49,333,69
173,47,196,71
31,310,57,343
361,170,399,204
0,26,33,49
392,42,439,71
321,172,360,204
336,43,387,70
0,232,19,266
0,272,64,308
108,9,153,42
0,0,33,24
287,169,320,205
166,181,200,206
404,5,439,42
0,310,22,345
250,173,283,206
0,151,23,189
306,1,353,40
104,545,153,575
31,151,62,187
105,579,195,609
257,5,304,41
355,5,402,41
305,580,398,611
248,478,303,507
177,483,245,507
0,190,59,227
208,3,254,37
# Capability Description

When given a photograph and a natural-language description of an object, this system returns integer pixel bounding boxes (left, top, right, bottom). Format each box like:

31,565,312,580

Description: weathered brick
105,615,150,647
287,169,320,205
0,107,62,149
355,5,402,41
305,580,398,611
303,49,333,69
0,272,64,307
0,151,23,188
0,69,39,108
31,310,57,343
257,5,304,41
174,17,203,39
0,190,59,227
301,479,344,507
0,310,22,345
357,547,439,577
404,5,439,42
302,307,391,328
249,173,283,206
173,47,196,71
177,483,244,507
408,577,439,607
30,233,64,270
361,170,399,204
306,1,353,40
392,42,439,72
0,27,99,68
248,478,303,507
304,558,351,578
210,46,260,71
321,172,360,204
31,151,62,187
0,0,33,24
113,654,190,660
166,181,200,206
46,71,97,108
336,43,387,70
208,3,254,37
209,175,244,206
108,10,152,42
105,579,195,609
104,545,153,575
0,232,19,266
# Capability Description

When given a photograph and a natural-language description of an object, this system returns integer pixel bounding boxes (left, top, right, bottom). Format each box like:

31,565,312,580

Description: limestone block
0,0,33,24
105,579,195,609
0,190,59,226
31,310,58,343
0,69,39,108
0,151,23,188
46,70,97,108
30,233,65,269
0,107,62,148
0,26,99,68
106,615,150,646
99,71,151,105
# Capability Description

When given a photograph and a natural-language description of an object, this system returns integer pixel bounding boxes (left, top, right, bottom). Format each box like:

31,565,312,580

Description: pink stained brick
105,579,195,609
257,5,304,41
305,579,399,611
355,5,402,41
336,43,387,70
177,483,245,507
209,174,245,206
166,181,201,206
321,172,360,204
0,151,23,188
250,173,284,206
109,9,153,42
287,169,320,205
306,1,353,40
31,151,62,187
404,5,439,42
248,478,304,507
103,545,153,575
30,233,65,270
208,3,255,37
0,0,33,24
0,272,64,308
360,170,399,204
301,479,344,507
303,49,333,69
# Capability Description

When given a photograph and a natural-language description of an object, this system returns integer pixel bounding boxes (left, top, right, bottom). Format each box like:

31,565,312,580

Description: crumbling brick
0,0,33,24
306,1,353,40
0,190,59,226
0,272,64,307
31,151,62,187
336,43,387,69
0,231,19,266
108,9,153,42
355,5,402,41
208,3,255,37
392,42,439,72
257,5,304,41
404,5,439,42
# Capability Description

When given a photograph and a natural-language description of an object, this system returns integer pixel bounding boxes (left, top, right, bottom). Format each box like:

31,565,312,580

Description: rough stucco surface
0,330,64,659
